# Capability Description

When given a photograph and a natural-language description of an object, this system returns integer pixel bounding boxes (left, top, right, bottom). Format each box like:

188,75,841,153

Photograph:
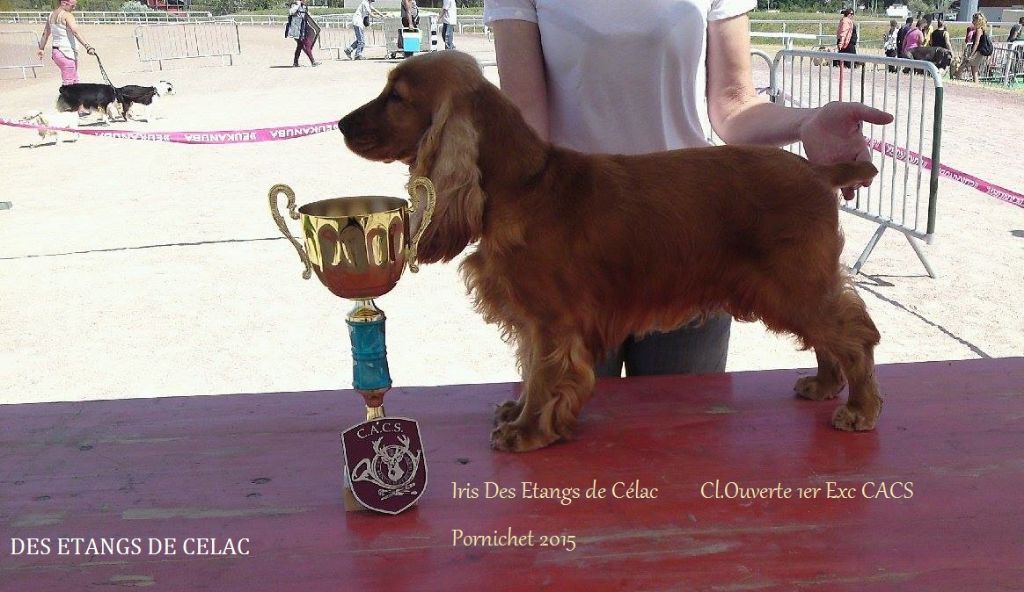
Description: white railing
222,12,353,26
0,10,500,31
0,30,41,79
458,16,487,35
0,11,213,24
135,19,240,69
749,19,1020,43
318,19,386,59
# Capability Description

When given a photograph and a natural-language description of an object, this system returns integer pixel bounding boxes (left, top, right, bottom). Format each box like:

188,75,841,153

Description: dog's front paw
493,400,522,426
490,420,558,452
831,404,879,431
794,376,845,401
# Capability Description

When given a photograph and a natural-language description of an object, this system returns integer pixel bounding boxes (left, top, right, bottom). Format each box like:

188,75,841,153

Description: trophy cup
269,178,436,515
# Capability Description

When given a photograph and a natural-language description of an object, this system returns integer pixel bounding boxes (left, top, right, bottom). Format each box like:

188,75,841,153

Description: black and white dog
56,81,175,122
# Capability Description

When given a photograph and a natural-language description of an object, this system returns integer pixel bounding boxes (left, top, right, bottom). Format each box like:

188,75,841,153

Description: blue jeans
442,23,455,50
349,25,365,56
594,313,732,377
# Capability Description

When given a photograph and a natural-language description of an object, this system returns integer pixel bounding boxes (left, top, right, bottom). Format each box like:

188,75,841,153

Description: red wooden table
1,358,1022,591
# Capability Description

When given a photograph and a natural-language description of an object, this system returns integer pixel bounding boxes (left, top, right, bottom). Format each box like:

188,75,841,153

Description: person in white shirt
441,0,458,50
346,0,385,60
36,0,95,93
485,0,894,378
883,20,898,57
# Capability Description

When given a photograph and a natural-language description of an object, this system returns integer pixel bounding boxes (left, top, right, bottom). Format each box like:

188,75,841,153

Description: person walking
441,0,458,50
345,0,384,60
286,0,320,67
484,0,892,379
36,0,95,90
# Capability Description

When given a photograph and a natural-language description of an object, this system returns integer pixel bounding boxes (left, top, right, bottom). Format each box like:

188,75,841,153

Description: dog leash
89,50,125,121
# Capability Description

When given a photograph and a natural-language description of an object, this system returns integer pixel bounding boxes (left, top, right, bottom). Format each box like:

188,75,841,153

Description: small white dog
19,110,80,147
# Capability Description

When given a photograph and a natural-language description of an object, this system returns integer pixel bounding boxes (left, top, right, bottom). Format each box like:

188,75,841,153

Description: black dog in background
56,81,174,122
907,46,954,71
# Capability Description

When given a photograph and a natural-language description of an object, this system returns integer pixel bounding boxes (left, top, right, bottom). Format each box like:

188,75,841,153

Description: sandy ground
1,25,1022,405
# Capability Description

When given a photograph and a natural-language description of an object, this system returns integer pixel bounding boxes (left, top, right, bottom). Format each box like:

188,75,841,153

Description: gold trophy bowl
268,178,435,300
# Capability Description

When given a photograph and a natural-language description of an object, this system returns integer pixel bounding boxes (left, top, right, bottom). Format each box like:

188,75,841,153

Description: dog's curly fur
339,51,884,452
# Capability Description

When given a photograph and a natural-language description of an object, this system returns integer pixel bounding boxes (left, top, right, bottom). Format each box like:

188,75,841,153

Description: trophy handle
268,184,313,280
406,176,436,273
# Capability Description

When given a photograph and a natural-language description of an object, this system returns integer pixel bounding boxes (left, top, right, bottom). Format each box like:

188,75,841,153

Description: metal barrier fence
983,44,1024,85
318,15,437,60
318,20,386,59
949,40,1024,86
457,16,486,33
0,11,212,24
0,30,40,79
748,20,1019,51
224,12,352,26
135,20,240,70
770,49,944,277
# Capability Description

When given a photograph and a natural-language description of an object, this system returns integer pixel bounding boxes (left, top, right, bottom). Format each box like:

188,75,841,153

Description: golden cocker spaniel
339,51,883,452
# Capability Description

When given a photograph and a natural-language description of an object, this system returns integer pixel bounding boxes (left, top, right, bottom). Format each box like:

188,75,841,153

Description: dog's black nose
337,116,349,136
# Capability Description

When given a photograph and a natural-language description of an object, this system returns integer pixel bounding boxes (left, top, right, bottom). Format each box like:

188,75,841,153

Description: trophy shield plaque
341,417,427,515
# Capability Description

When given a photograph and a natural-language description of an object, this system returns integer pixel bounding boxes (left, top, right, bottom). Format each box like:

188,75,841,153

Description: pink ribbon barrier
4,115,1021,209
0,117,338,144
865,138,1024,209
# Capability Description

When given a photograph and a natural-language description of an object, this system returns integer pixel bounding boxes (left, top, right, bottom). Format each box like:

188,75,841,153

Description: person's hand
798,101,894,200
86,46,96,55
37,47,44,60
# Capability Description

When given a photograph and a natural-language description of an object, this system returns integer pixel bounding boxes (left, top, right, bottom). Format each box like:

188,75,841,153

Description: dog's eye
387,90,403,103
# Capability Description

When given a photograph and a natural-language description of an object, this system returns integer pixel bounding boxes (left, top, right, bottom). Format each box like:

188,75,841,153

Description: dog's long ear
411,93,485,264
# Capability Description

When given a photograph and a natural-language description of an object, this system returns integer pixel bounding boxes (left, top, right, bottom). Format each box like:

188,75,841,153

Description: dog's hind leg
822,288,882,430
491,329,595,452
794,287,882,431
755,264,881,430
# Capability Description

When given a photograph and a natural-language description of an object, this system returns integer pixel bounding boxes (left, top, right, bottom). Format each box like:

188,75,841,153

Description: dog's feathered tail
55,93,73,113
815,161,878,190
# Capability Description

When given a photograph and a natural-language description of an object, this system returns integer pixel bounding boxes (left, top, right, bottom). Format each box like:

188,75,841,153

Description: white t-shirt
352,0,372,28
50,21,77,60
442,0,457,25
484,0,755,154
